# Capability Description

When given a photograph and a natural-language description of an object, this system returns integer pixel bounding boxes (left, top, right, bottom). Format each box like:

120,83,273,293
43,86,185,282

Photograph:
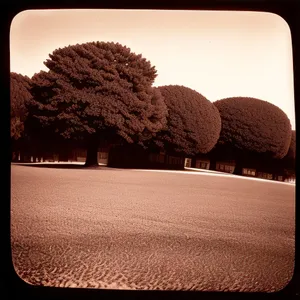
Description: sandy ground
10,164,295,292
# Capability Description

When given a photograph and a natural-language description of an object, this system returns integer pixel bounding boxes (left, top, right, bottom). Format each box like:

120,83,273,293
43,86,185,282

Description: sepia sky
10,9,295,129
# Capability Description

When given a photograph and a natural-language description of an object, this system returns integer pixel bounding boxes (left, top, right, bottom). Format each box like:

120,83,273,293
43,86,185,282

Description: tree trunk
233,159,243,175
209,157,216,171
11,151,17,162
19,151,25,163
85,139,99,167
191,157,197,168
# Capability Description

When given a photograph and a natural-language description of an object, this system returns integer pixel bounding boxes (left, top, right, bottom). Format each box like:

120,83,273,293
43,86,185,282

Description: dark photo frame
4,1,299,300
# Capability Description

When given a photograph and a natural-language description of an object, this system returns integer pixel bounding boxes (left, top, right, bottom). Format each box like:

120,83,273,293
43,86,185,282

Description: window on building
156,154,160,162
185,158,192,167
168,156,180,165
150,154,161,163
99,152,108,159
76,149,86,157
243,168,256,176
159,154,165,163
200,162,207,169
173,157,181,164
149,154,158,162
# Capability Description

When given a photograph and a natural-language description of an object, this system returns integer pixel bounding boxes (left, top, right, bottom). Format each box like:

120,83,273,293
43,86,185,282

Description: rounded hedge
214,97,292,159
155,85,221,155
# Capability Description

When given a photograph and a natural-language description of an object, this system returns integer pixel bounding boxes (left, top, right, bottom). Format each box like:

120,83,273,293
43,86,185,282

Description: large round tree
257,129,296,181
279,129,296,180
150,85,221,156
27,41,167,166
10,72,32,161
286,129,296,160
213,97,292,175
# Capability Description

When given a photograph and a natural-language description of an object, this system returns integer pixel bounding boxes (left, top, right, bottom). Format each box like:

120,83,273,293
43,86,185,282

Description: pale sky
10,9,295,129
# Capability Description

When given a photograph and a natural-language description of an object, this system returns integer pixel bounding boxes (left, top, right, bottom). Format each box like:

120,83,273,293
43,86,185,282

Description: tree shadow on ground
10,162,114,170
11,163,224,174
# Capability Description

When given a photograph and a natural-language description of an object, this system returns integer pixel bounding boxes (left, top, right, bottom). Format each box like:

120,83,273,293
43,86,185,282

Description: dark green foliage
285,130,296,160
280,130,296,178
28,41,167,145
27,41,168,166
254,131,295,180
10,72,32,140
214,97,292,159
152,85,221,156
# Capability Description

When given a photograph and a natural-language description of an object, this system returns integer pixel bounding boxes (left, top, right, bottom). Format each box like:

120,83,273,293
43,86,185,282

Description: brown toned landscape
10,9,295,294
11,164,295,292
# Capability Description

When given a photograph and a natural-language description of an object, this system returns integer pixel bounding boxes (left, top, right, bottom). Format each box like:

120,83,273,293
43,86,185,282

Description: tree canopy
10,72,32,140
285,130,296,160
151,85,221,156
279,130,296,178
27,41,168,165
213,97,292,159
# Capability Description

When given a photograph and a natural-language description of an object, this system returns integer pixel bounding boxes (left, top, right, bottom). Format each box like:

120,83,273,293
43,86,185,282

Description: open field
10,164,295,292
